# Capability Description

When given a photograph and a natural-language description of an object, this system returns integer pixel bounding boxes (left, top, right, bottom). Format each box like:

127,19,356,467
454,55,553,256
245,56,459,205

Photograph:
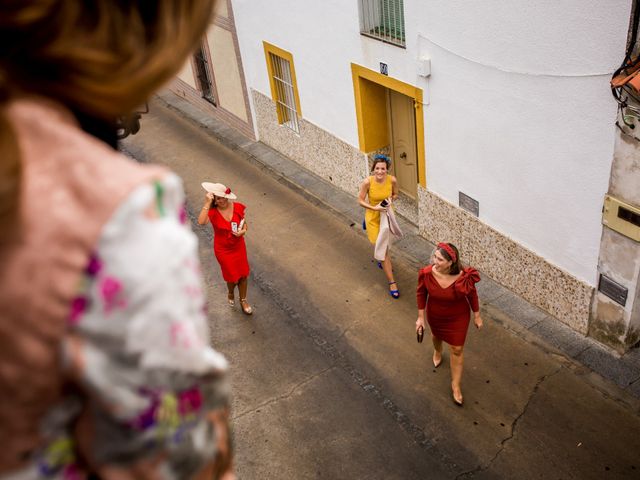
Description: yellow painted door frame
351,63,426,187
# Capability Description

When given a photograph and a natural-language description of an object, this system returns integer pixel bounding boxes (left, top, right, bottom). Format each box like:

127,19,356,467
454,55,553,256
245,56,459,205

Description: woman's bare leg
238,277,252,314
382,249,396,292
226,282,236,305
237,277,247,299
449,344,464,404
432,334,443,367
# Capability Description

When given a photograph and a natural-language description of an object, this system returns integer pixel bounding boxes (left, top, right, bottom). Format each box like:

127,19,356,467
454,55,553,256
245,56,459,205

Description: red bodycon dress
416,265,480,346
209,202,250,283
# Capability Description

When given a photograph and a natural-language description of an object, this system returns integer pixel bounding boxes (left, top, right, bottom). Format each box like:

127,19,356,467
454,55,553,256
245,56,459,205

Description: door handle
400,152,407,159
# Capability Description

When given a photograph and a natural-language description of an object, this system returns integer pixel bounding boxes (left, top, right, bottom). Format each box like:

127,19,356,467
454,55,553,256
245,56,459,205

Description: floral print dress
3,174,230,479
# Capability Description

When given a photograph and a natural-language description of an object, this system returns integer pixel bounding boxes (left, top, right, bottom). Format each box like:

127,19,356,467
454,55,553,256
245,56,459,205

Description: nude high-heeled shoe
432,351,442,368
240,298,253,315
452,384,463,406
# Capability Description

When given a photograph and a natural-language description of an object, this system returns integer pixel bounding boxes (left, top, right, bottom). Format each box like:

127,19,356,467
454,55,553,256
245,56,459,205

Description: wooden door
388,89,418,198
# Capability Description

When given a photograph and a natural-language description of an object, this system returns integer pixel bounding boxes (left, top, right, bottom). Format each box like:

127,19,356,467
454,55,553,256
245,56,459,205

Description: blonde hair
0,0,217,238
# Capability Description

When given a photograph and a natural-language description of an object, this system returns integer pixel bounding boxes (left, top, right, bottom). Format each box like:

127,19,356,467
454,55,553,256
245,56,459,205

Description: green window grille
359,0,405,47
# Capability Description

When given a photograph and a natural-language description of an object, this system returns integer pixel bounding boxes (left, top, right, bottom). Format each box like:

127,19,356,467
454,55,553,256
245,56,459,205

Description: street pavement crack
232,365,336,421
454,366,563,479
335,325,353,342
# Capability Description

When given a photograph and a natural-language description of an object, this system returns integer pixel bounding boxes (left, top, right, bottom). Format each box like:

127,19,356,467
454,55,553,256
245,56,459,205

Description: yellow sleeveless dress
365,175,393,244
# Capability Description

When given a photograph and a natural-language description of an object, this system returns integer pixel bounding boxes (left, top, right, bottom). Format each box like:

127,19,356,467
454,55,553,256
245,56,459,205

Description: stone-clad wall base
253,90,366,196
418,186,593,333
393,193,418,225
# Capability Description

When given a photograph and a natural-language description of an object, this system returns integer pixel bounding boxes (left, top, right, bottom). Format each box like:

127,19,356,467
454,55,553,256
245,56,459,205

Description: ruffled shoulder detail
235,202,246,216
418,264,433,280
421,265,433,275
454,267,480,295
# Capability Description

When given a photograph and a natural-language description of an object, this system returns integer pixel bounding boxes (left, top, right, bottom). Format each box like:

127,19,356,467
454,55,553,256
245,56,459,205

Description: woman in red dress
415,243,482,405
198,182,252,315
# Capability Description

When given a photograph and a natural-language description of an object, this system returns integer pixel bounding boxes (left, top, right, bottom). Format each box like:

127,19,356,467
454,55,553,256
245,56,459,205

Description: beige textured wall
207,25,248,122
177,60,196,90
213,0,229,17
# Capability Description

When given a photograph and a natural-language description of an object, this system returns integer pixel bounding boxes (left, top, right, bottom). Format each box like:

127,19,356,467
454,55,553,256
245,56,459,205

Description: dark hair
371,154,391,172
436,243,462,275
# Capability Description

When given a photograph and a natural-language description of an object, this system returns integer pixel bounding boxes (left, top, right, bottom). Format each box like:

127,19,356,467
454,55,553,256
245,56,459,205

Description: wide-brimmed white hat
201,182,237,200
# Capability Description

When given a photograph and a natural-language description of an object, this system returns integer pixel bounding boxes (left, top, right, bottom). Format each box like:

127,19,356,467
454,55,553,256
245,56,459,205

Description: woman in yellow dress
358,155,400,298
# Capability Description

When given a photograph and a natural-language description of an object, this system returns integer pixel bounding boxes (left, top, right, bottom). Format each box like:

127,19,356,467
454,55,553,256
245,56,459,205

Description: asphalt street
123,99,640,480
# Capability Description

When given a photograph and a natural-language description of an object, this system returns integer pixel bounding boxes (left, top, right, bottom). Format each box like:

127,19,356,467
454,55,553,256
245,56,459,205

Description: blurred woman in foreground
0,1,234,478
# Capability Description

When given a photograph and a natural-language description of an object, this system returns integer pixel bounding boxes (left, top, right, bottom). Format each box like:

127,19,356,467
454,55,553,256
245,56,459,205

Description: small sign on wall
380,62,388,76
598,274,628,306
459,191,479,217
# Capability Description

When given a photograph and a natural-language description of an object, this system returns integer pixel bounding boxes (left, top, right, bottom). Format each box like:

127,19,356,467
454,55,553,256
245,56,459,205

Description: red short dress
209,202,250,283
416,265,480,346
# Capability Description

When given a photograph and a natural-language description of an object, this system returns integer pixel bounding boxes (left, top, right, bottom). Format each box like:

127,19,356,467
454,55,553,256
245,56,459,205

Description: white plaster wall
417,0,629,76
232,0,423,146
231,0,632,285
420,42,619,285
415,0,631,285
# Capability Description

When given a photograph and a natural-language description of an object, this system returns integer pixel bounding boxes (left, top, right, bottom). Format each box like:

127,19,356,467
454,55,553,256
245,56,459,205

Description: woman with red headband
415,242,483,406
198,182,252,315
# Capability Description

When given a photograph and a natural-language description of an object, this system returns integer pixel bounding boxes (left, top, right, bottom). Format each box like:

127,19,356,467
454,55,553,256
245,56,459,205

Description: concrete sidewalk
153,89,640,400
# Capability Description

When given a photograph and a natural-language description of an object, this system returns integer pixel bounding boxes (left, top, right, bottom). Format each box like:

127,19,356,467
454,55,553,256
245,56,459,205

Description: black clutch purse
416,325,424,343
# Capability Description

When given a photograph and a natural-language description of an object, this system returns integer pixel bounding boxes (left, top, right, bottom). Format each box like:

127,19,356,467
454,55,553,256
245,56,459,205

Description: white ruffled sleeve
62,172,230,472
